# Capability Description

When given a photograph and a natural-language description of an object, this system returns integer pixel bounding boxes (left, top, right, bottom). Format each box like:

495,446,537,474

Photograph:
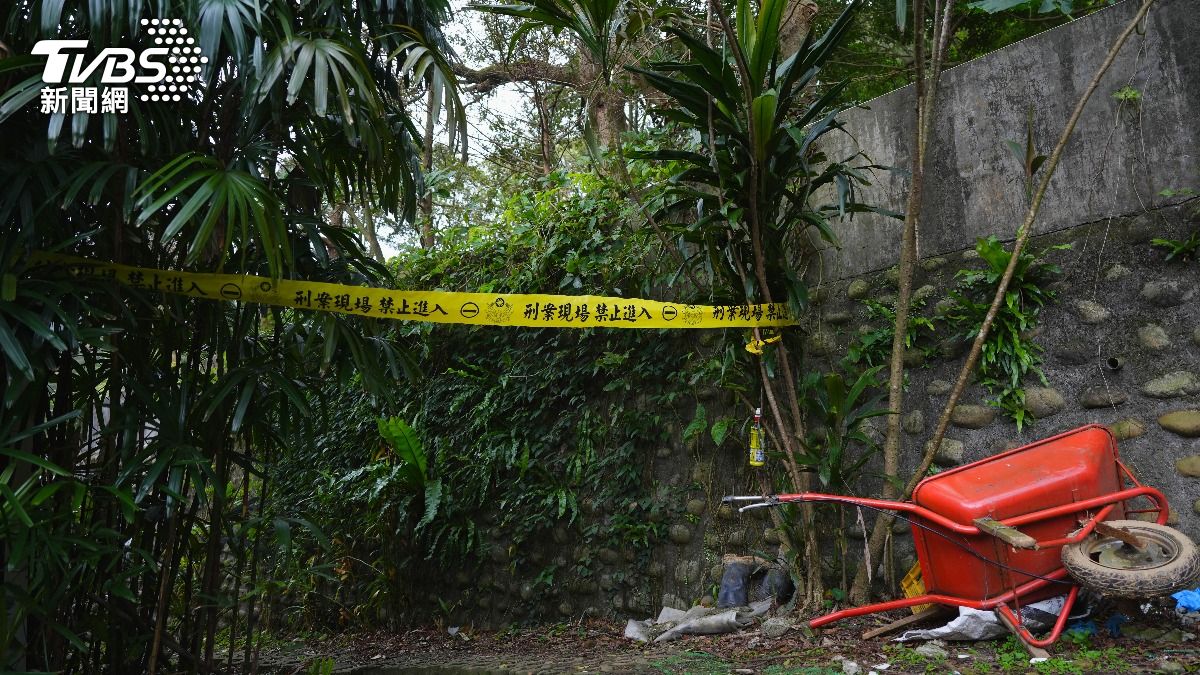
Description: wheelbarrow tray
723,423,1169,649
910,424,1125,603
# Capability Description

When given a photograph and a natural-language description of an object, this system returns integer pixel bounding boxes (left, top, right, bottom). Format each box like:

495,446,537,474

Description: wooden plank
1094,521,1145,549
974,517,1038,549
861,606,953,640
995,607,1052,660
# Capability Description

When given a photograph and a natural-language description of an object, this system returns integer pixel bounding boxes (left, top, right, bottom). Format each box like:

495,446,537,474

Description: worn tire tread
1061,520,1200,598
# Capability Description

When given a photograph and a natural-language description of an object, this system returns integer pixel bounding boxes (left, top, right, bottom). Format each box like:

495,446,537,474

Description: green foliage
969,0,1074,14
884,643,942,669
844,298,939,370
0,0,456,669
1112,85,1142,102
995,636,1030,671
944,236,1066,430
267,167,702,626
1005,106,1048,202
649,651,734,674
1151,230,1200,262
1158,187,1197,198
812,0,1119,103
475,0,673,83
1071,646,1130,672
630,0,890,313
796,367,889,490
305,657,336,675
376,417,442,530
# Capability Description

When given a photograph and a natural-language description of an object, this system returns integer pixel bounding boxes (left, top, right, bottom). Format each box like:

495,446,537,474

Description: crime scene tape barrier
29,253,799,330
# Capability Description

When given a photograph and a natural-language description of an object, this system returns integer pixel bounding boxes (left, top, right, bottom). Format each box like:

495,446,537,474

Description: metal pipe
807,567,1072,628
994,586,1080,648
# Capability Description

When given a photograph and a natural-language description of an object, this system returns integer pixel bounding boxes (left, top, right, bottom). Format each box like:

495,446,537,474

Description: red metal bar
769,493,978,534
1034,505,1116,549
999,486,1164,528
995,586,1080,648
808,568,1071,628
772,486,1167,541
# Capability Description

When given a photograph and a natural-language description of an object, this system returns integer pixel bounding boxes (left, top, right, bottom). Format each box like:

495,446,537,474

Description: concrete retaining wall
818,0,1199,279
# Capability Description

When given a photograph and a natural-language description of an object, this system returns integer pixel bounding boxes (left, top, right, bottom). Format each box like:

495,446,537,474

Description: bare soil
254,600,1200,674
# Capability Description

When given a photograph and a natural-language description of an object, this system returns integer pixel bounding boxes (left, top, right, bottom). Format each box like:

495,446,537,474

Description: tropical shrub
943,235,1066,429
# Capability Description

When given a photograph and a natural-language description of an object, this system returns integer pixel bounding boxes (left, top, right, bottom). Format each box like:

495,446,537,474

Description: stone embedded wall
642,0,1200,612
801,202,1200,540
645,0,1200,606
793,0,1200,543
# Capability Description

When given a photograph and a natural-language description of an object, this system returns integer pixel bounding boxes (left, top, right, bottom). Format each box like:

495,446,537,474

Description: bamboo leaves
389,26,469,161
476,0,630,80
134,153,288,278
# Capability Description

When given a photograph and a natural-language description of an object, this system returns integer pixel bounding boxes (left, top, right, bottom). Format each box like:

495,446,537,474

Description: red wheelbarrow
725,424,1200,651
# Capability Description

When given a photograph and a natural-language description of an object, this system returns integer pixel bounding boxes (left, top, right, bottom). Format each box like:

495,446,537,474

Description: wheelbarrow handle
722,495,780,510
722,486,1169,542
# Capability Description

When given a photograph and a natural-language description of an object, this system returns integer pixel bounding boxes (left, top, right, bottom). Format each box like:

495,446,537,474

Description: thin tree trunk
851,0,953,604
225,465,252,673
420,85,436,249
201,447,228,672
358,204,386,263
534,85,555,175
147,507,181,675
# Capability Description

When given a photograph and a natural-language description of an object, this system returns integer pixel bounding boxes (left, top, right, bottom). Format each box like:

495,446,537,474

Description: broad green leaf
711,417,734,446
683,403,707,442
968,0,1035,11
750,91,778,162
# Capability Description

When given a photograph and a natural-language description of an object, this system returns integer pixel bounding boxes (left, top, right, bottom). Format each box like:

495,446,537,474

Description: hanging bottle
749,407,766,467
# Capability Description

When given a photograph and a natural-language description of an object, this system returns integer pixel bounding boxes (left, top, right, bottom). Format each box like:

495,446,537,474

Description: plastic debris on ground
1173,588,1200,626
623,599,773,643
1172,589,1200,612
1066,619,1097,637
1105,612,1128,637
895,594,1088,642
913,640,947,659
716,554,794,609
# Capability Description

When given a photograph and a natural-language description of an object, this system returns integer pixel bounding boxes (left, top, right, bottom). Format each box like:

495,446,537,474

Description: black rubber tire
1061,520,1200,598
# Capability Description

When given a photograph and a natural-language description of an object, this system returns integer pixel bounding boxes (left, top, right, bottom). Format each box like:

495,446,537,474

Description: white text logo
33,18,207,114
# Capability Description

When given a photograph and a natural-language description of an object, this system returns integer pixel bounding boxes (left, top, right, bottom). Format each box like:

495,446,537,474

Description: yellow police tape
744,334,783,354
30,253,798,330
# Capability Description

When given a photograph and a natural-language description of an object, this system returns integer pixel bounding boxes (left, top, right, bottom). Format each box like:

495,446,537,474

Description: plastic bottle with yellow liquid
749,407,765,467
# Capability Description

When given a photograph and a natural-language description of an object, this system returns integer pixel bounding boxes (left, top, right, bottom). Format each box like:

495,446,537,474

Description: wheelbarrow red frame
729,425,1167,649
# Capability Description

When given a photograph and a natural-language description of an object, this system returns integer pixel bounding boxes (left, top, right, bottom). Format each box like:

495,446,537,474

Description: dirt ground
255,600,1200,674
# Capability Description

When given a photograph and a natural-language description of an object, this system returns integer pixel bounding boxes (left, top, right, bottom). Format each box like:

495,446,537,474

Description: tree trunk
533,85,555,174
578,48,626,149
850,0,954,605
358,204,386,263
420,85,436,249
779,0,818,58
